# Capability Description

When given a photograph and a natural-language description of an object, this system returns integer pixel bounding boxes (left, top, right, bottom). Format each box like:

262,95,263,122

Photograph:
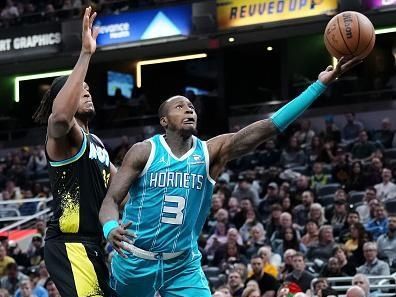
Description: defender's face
162,97,197,135
77,82,95,119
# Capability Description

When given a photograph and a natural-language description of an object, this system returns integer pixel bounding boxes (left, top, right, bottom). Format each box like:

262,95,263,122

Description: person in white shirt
374,168,396,201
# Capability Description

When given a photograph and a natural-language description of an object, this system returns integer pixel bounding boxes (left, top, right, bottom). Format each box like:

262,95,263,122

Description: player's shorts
44,235,114,297
110,246,211,297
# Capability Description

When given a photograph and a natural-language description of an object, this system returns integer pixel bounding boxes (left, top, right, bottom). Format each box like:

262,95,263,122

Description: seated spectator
15,267,48,297
365,157,383,187
300,220,319,247
246,255,279,297
257,246,279,279
310,162,330,190
285,252,314,293
308,203,327,227
306,225,336,262
293,190,314,229
321,115,341,143
312,278,328,297
278,249,297,281
232,175,260,207
347,161,367,191
342,113,364,144
372,118,395,149
0,262,28,295
331,148,351,185
213,241,248,271
294,119,315,149
258,182,280,220
357,194,379,225
204,195,224,233
339,211,361,243
232,198,254,230
365,204,388,240
320,256,348,277
205,222,229,257
270,212,300,242
37,261,49,288
44,278,60,297
346,286,366,297
241,287,260,297
239,210,264,243
245,225,266,258
345,222,369,266
16,279,36,297
280,136,306,168
264,204,282,240
357,242,390,276
280,196,292,213
332,245,357,276
351,130,376,162
306,136,324,164
227,270,245,297
214,285,232,297
7,241,29,268
274,227,306,257
228,197,240,223
258,139,280,168
352,273,373,297
326,189,349,236
377,214,396,265
0,288,9,297
0,245,15,277
26,234,44,267
374,168,396,201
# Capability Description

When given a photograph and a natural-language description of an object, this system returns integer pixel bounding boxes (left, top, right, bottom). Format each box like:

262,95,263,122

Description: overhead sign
217,0,338,30
94,4,192,47
0,23,61,61
363,0,396,9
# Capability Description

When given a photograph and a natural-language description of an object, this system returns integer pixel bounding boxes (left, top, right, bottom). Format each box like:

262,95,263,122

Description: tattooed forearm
228,119,277,160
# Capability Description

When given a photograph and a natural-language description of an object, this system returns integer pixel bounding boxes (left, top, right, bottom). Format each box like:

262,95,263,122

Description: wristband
270,80,327,132
103,220,119,240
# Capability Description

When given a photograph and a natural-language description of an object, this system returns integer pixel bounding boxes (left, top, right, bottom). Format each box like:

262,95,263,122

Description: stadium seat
385,199,396,213
384,148,396,159
203,266,221,278
316,183,341,197
289,165,308,175
348,191,365,205
317,194,334,207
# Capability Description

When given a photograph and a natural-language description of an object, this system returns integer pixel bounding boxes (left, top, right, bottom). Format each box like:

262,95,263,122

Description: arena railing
311,275,396,297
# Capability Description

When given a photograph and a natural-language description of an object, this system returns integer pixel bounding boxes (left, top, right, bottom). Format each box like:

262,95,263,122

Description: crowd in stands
1,112,396,296
0,0,182,27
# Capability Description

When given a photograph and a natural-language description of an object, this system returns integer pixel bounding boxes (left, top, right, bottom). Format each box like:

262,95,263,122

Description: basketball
324,11,375,60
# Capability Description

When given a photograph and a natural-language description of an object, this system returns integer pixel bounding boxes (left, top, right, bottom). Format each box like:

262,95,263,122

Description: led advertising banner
94,4,192,47
217,0,338,30
363,0,396,9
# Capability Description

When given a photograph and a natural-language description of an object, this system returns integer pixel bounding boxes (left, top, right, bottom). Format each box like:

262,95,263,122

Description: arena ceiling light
14,70,72,102
375,27,396,35
136,53,207,88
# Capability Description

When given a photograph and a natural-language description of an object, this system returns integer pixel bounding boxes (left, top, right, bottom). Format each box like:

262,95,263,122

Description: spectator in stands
357,241,390,276
271,212,300,242
352,274,372,297
300,220,319,247
347,161,367,191
278,249,296,281
346,286,366,297
280,196,292,213
332,245,356,276
312,278,328,296
264,204,283,240
285,252,314,293
7,241,28,268
0,0,19,26
308,203,327,227
372,118,394,149
44,278,60,297
26,147,46,175
0,289,9,297
258,182,280,219
310,162,330,190
213,240,248,271
205,222,229,258
274,227,306,257
306,225,336,262
351,131,376,162
344,222,368,266
291,175,310,203
293,190,314,228
241,287,260,297
227,270,245,297
246,255,279,297
294,119,315,149
0,262,28,295
0,245,15,277
227,197,240,223
245,225,266,258
320,256,348,277
240,209,264,244
233,198,254,229
15,267,48,297
257,246,279,279
307,136,324,164
214,285,232,297
213,291,227,297
26,234,44,267
342,113,364,144
365,158,383,186
365,204,388,240
37,261,49,287
377,214,396,266
357,188,379,224
280,136,306,168
374,168,396,201
321,115,341,143
258,139,280,168
205,195,224,233
232,175,260,207
34,219,46,238
331,148,351,185
327,189,349,236
339,211,361,243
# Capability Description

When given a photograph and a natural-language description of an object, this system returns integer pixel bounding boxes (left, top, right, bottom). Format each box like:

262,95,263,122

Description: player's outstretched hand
81,6,99,55
318,56,362,85
108,221,136,258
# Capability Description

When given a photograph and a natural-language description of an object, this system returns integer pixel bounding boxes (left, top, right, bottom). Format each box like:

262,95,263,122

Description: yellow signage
217,0,338,29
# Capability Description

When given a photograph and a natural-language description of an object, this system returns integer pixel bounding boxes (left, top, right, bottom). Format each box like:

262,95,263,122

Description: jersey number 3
161,195,185,225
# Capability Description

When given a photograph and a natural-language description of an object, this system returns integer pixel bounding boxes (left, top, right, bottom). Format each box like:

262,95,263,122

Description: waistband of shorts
45,233,102,244
123,242,184,261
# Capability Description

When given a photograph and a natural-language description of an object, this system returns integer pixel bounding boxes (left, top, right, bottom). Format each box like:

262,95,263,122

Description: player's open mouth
183,118,195,124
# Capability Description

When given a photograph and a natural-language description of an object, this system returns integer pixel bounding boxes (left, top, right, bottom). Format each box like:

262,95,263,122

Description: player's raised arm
99,141,151,256
48,7,99,138
207,57,361,178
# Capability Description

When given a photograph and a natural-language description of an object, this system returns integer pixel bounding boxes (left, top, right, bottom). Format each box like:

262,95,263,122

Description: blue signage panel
94,4,192,46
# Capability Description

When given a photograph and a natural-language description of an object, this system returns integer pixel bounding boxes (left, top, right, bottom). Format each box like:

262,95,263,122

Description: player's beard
180,126,198,139
76,109,96,122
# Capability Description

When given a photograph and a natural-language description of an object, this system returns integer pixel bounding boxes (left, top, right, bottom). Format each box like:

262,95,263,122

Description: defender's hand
318,56,362,85
81,6,99,55
108,221,136,258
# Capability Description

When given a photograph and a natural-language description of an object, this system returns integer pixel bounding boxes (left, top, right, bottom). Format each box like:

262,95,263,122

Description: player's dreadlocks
32,76,69,124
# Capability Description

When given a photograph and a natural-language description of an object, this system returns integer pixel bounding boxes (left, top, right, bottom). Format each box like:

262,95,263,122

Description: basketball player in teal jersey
99,57,360,297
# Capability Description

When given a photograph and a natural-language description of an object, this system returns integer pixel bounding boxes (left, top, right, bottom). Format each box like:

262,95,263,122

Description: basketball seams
337,14,353,55
356,27,375,58
354,13,361,55
324,32,345,59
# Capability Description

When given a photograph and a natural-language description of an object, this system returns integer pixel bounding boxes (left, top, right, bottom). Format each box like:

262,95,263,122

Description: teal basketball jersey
123,134,215,253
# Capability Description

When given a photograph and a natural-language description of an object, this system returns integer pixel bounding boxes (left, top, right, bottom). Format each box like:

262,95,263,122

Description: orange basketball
324,11,375,60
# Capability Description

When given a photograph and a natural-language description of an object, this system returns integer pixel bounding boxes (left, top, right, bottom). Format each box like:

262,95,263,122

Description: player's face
162,97,197,136
76,82,95,120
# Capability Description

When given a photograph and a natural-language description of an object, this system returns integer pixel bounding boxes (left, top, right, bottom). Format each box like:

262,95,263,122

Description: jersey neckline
159,135,197,162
